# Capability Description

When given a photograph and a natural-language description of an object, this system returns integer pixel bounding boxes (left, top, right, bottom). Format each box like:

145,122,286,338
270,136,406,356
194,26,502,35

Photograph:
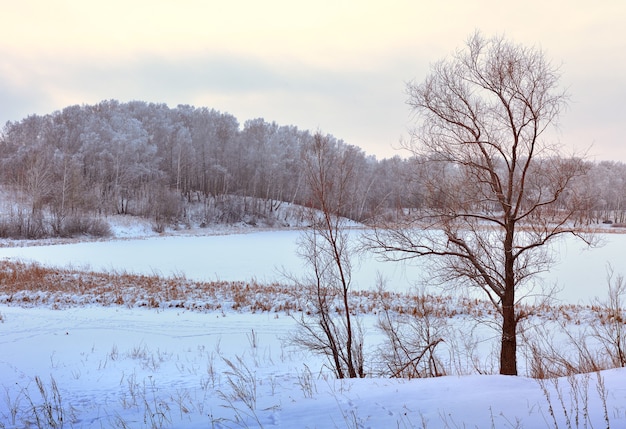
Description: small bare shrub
522,269,626,378
590,267,626,368
375,284,446,378
151,188,183,233
0,210,47,239
522,321,609,379
54,215,111,237
0,210,111,239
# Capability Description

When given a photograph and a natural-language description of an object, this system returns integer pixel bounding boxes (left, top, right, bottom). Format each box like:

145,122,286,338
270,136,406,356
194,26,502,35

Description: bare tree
367,33,591,375
289,132,364,379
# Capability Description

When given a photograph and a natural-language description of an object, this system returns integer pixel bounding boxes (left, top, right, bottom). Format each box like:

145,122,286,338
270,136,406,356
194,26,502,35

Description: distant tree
20,148,54,215
48,151,85,233
586,161,626,224
367,33,591,375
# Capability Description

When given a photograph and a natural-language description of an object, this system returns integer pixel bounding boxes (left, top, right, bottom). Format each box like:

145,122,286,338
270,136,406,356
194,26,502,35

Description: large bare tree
369,33,591,375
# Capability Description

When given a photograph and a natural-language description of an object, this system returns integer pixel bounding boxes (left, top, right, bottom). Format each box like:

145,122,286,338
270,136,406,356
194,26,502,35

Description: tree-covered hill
0,100,625,239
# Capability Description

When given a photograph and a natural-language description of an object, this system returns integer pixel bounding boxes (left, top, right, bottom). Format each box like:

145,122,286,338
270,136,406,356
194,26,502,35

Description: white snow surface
1,218,626,428
1,305,625,428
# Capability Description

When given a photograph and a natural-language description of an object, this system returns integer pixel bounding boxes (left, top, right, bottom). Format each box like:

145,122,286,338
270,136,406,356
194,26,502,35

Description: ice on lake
0,229,624,304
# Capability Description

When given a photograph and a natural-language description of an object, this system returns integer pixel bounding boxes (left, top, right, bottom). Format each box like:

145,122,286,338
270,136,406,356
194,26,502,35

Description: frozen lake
0,229,624,304
0,230,418,289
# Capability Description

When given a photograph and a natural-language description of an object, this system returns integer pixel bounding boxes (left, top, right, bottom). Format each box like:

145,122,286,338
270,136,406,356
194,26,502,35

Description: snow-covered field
2,304,624,428
1,222,626,428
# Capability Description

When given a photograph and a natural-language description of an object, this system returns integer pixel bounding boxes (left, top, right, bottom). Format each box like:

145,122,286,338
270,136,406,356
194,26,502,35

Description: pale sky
1,1,625,160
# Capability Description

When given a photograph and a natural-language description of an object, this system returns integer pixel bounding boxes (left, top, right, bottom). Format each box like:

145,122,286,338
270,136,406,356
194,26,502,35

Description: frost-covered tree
368,33,592,375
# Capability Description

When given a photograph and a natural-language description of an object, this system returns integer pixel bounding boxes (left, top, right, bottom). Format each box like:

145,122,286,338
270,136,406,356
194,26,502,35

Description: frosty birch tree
368,33,591,375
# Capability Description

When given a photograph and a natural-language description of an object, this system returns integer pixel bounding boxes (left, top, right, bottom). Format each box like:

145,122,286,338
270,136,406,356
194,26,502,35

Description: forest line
0,99,624,239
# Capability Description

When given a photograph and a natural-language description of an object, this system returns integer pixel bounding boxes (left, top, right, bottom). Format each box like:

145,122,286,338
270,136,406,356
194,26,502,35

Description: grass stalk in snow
296,364,317,399
215,355,270,428
2,385,22,428
19,375,75,429
538,372,612,429
141,376,172,429
221,356,258,411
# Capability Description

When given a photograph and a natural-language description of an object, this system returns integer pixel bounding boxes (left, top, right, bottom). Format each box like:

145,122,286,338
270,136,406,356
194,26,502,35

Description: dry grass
0,260,606,323
0,260,299,312
0,260,504,318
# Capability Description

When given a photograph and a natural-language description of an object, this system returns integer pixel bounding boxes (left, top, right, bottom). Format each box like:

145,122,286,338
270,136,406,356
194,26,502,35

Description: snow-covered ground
1,220,626,428
2,305,625,428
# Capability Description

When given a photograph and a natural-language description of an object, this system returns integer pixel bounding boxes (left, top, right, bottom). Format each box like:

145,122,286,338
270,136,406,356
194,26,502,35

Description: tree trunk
500,292,517,375
500,225,518,375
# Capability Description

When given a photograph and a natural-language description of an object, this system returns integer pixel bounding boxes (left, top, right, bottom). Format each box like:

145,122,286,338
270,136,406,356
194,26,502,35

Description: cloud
2,0,625,159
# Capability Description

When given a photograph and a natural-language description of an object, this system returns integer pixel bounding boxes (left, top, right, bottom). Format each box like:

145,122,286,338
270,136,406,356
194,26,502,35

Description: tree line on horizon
0,99,625,239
